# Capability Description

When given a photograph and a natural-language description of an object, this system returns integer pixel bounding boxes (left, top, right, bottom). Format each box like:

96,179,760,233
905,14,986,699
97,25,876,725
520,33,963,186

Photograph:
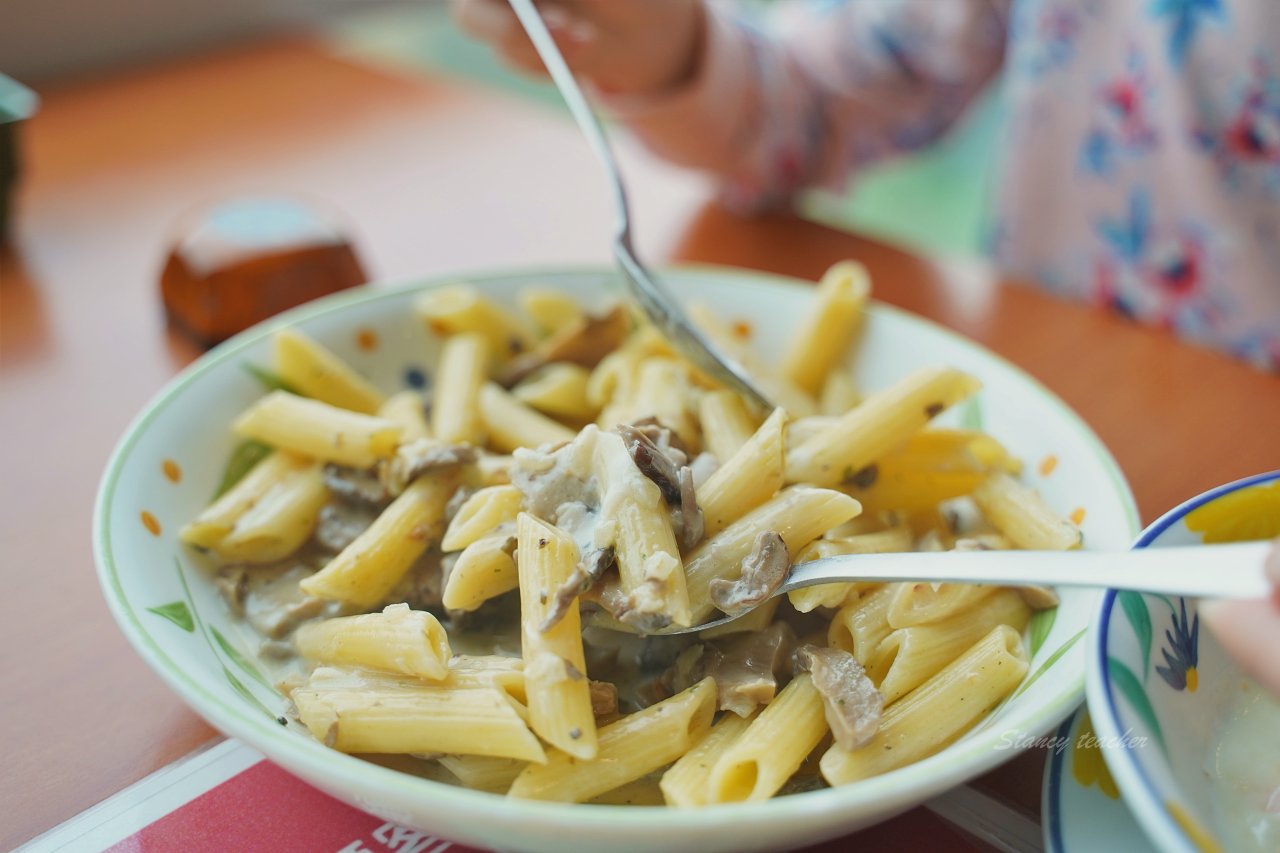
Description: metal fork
507,0,772,411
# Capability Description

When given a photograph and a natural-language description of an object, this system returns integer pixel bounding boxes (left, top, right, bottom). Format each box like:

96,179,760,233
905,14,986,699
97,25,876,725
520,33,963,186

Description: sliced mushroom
380,439,477,495
214,567,249,617
627,417,690,464
618,422,702,549
322,463,391,506
314,502,379,553
793,644,883,751
703,622,796,717
501,305,630,386
617,423,682,505
671,466,705,551
540,547,616,633
589,680,619,718
708,531,789,616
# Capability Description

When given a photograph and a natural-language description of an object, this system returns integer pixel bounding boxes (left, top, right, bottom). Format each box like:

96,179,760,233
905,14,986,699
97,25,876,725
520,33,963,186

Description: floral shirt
611,0,1280,371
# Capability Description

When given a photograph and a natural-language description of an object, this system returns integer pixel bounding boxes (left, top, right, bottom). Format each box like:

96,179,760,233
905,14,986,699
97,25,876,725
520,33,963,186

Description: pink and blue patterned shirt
611,0,1280,370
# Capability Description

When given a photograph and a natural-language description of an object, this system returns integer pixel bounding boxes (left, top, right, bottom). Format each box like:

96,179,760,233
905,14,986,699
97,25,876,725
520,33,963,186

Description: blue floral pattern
642,0,1280,371
1080,48,1159,177
1150,0,1225,68
1193,56,1280,194
1155,598,1201,691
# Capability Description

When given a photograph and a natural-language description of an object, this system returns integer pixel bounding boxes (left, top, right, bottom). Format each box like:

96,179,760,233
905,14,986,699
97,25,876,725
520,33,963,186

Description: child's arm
455,0,1011,209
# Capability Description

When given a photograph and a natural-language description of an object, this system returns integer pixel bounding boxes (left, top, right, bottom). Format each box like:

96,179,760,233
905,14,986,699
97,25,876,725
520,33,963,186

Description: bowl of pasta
95,262,1139,852
1086,471,1280,853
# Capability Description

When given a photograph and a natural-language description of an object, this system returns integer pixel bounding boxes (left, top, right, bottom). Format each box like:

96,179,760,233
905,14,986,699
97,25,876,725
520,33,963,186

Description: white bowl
95,265,1139,853
1086,471,1280,853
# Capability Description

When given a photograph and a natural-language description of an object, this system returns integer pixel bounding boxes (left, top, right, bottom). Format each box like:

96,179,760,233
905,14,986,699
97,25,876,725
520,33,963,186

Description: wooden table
2,37,1276,852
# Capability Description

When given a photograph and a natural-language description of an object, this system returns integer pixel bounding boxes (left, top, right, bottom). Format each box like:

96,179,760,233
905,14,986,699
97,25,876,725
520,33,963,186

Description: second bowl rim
1087,468,1280,853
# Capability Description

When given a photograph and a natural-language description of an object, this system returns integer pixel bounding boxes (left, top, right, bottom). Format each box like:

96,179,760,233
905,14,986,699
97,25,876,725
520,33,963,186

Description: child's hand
451,0,706,96
1203,539,1280,697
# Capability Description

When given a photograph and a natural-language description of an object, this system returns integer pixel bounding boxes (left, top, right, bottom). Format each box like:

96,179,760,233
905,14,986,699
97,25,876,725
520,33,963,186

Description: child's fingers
453,0,596,79
1202,597,1280,698
452,0,517,43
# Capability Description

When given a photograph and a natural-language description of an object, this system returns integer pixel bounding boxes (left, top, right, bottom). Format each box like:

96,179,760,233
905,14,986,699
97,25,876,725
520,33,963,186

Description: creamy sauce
1208,680,1280,852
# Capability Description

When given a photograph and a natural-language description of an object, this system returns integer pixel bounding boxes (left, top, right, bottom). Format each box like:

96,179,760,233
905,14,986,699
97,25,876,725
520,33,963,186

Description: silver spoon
661,540,1273,635
506,0,772,411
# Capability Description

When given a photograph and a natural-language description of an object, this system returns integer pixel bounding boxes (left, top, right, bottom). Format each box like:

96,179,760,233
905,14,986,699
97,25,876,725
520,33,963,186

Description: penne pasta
181,451,312,551
512,363,597,422
781,260,870,395
508,677,717,802
972,471,1082,551
233,390,402,469
786,526,912,613
706,674,828,803
441,533,519,612
828,584,898,665
445,655,527,706
868,588,1031,703
886,582,997,629
432,332,489,445
478,383,575,453
378,391,432,443
586,325,675,413
841,429,1017,513
441,484,522,552
660,711,755,808
697,407,787,537
439,755,528,793
593,429,691,627
292,678,545,762
684,486,861,624
518,287,584,336
214,460,328,564
697,389,759,464
785,415,839,453
785,368,982,489
819,368,862,415
273,327,385,414
627,357,700,449
820,625,1029,784
586,775,668,806
416,283,535,359
294,603,452,681
516,513,598,760
191,265,1064,805
300,470,458,607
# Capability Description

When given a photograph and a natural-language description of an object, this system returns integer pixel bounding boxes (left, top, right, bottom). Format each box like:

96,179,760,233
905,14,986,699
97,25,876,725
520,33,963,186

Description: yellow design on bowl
1166,801,1224,853
1071,710,1119,799
1185,482,1280,543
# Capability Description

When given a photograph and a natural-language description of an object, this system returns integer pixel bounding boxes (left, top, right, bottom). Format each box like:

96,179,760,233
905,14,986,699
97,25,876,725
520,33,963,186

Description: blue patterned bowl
1086,471,1280,853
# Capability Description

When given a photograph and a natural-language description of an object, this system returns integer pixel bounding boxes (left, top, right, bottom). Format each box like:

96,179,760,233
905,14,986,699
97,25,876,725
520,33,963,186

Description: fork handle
787,541,1273,599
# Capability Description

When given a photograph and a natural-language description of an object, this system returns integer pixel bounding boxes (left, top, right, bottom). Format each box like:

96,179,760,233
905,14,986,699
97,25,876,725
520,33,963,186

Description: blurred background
1,0,1003,259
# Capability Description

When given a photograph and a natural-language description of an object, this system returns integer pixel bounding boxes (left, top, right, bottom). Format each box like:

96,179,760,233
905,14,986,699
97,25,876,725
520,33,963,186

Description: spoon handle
786,541,1273,599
